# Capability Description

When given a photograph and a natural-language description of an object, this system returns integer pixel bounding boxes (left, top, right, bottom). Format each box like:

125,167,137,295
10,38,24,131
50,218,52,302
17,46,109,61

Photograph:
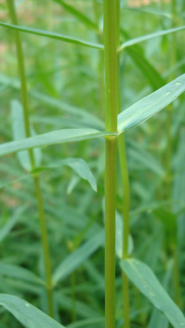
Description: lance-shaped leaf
118,74,185,134
119,25,185,52
0,129,115,158
121,259,185,328
0,22,103,50
0,294,65,328
31,158,97,192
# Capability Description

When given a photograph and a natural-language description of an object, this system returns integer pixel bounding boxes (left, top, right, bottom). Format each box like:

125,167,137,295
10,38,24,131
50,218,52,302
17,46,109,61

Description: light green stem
6,0,54,317
103,0,118,327
105,138,117,328
116,1,130,327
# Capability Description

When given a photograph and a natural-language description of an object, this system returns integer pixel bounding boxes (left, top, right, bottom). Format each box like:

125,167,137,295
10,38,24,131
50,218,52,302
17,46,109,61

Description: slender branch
6,0,54,317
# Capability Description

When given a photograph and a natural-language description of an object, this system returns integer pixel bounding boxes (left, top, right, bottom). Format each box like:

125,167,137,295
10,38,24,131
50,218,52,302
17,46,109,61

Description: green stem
103,0,118,327
6,0,54,317
105,138,117,328
116,1,130,327
34,176,54,317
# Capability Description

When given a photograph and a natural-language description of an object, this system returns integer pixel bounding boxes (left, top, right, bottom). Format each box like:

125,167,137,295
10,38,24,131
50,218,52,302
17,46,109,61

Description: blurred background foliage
0,0,185,327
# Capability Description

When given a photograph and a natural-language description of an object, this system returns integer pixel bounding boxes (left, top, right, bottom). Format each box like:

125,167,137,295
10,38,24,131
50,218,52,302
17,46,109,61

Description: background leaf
0,294,66,328
121,258,185,328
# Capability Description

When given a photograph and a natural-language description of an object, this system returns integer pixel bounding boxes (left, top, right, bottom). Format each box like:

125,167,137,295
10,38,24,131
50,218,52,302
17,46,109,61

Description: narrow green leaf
0,294,65,328
54,0,98,31
118,74,185,134
0,262,45,286
119,25,185,52
11,100,42,171
121,259,185,328
0,206,27,243
31,158,97,192
52,230,104,285
0,22,103,50
0,129,115,158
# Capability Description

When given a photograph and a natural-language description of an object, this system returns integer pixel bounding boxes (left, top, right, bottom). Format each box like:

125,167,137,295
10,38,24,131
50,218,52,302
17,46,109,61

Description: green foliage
0,0,185,327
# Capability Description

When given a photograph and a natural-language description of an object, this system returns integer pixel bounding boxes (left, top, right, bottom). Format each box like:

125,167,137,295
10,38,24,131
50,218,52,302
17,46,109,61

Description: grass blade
0,294,65,328
31,158,97,192
120,259,185,328
118,74,185,134
0,128,115,158
119,25,185,52
0,22,103,50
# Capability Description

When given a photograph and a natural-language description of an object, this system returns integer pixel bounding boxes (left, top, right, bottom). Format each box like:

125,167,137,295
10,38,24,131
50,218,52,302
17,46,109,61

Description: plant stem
105,138,117,328
34,175,54,317
116,1,130,327
103,0,118,327
6,0,54,317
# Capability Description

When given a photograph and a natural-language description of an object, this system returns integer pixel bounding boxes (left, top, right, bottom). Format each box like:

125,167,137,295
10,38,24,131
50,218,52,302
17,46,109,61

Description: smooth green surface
119,25,185,51
0,22,103,50
0,294,65,328
0,129,115,157
118,74,185,133
121,259,185,328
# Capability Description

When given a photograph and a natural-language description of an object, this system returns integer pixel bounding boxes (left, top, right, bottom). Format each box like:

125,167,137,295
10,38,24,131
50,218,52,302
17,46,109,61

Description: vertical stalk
116,1,130,327
103,0,118,327
6,0,54,317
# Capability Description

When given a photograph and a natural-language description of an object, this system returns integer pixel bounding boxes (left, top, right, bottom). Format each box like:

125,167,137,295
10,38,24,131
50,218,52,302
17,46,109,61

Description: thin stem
6,0,54,317
116,1,130,327
103,0,118,327
105,138,117,328
103,0,118,134
34,176,54,318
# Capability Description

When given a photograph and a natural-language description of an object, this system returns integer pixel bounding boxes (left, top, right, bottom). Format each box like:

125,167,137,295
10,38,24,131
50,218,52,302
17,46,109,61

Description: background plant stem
6,0,54,317
103,0,118,327
116,1,130,327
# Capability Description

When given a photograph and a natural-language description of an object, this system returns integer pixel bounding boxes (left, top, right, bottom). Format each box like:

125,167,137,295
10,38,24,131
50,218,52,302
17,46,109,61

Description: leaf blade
0,22,103,50
118,74,185,134
0,129,115,158
121,259,185,328
0,294,65,328
119,25,185,51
